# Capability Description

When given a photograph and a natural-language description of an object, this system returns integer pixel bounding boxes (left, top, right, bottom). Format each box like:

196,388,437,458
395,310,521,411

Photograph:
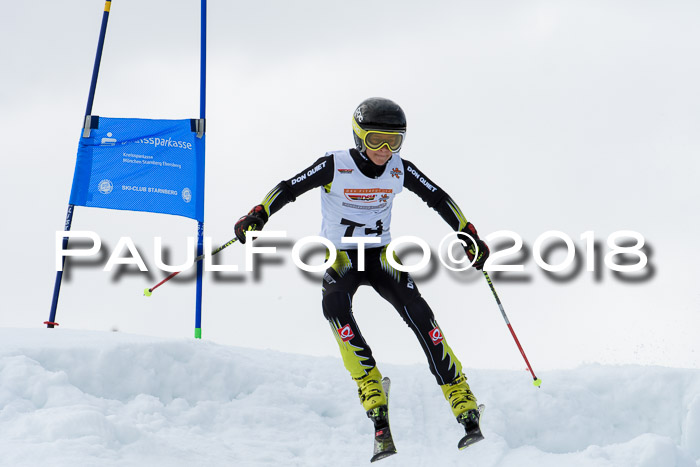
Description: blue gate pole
194,0,207,339
47,0,113,328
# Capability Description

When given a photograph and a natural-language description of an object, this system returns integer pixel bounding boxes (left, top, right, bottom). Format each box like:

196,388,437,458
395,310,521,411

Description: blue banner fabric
69,117,205,221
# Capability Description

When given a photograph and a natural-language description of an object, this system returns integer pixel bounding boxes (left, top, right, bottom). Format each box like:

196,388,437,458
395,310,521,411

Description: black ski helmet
352,97,407,153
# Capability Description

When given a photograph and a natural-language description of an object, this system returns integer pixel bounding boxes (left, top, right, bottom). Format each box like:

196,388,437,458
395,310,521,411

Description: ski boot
441,374,478,415
366,378,396,462
355,367,387,411
440,374,484,449
456,406,484,449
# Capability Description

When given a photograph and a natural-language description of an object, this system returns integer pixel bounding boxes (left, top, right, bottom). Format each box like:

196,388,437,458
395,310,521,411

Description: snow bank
0,329,698,466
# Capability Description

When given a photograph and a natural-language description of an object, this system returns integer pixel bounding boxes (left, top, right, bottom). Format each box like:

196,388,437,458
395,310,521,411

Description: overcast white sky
1,0,699,372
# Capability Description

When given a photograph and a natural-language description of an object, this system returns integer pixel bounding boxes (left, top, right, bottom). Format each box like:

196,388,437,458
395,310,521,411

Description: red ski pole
483,271,542,387
144,236,238,296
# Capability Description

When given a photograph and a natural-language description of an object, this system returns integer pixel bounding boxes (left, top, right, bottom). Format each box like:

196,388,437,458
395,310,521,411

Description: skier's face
365,146,393,166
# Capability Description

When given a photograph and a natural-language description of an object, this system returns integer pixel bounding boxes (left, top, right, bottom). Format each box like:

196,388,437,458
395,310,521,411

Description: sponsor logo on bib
344,188,392,203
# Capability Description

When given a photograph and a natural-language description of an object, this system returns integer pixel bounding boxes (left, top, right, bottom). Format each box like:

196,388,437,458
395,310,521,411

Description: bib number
340,218,384,237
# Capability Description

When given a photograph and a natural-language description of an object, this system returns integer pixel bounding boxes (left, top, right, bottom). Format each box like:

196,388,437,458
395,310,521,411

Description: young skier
234,97,490,453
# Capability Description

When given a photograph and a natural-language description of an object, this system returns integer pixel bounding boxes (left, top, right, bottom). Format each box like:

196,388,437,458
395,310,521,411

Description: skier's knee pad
322,291,352,321
399,296,436,329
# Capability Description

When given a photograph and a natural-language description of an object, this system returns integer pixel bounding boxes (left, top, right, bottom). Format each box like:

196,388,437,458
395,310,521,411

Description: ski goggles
352,117,405,152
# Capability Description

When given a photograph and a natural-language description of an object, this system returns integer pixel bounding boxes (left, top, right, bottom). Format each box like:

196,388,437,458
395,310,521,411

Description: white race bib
320,150,404,249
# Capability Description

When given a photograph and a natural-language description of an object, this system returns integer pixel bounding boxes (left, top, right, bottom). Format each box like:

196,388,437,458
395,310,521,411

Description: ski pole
144,236,238,296
482,271,542,387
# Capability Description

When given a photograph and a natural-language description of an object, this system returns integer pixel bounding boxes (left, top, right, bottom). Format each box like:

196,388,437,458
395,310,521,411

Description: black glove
234,205,269,244
460,222,490,270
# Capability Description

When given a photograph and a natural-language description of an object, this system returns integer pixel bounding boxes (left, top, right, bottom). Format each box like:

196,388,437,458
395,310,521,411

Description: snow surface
1,328,698,467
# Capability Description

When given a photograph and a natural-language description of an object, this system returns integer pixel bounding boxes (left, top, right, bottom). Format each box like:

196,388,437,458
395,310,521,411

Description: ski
457,404,485,450
368,377,397,463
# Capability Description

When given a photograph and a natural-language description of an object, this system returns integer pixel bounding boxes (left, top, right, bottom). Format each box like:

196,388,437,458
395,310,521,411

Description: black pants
322,246,463,386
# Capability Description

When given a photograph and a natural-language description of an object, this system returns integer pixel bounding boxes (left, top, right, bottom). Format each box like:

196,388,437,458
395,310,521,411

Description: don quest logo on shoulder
55,230,650,278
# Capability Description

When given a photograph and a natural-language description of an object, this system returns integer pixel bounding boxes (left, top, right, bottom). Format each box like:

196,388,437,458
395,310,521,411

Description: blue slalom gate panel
69,117,205,221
